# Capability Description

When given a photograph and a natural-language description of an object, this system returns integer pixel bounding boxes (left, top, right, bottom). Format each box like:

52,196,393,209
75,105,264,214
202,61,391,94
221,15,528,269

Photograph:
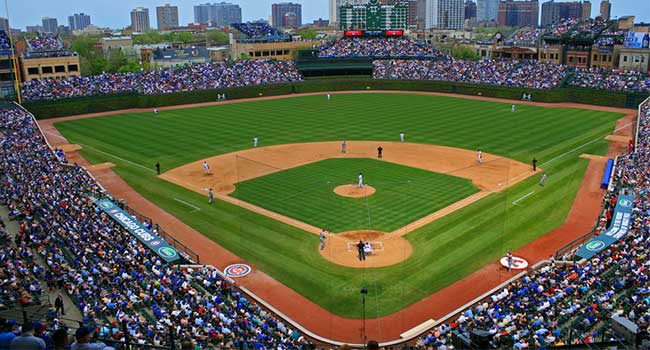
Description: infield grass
54,93,622,318
231,158,480,232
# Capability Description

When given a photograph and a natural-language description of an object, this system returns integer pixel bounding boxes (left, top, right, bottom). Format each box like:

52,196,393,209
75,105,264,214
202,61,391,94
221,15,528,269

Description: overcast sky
4,0,649,30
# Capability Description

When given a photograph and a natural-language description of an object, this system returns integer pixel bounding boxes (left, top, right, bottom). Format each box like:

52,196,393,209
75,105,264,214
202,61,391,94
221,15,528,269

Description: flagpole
5,0,22,104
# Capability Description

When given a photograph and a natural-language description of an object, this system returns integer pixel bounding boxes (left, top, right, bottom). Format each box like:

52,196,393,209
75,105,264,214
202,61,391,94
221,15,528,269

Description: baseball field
53,93,622,318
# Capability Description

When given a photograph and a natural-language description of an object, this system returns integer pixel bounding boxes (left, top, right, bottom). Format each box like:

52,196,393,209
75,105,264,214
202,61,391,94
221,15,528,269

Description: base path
36,91,636,344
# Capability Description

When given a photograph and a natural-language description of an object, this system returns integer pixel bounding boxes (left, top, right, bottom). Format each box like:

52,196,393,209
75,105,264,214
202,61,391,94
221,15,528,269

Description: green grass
54,93,622,318
231,158,479,232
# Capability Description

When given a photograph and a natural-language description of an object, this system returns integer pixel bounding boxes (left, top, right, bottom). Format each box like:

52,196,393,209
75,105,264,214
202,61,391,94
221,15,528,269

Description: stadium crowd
26,33,63,51
21,60,303,100
0,106,311,349
318,38,446,58
0,31,11,50
232,23,283,39
415,100,650,349
508,29,542,45
373,59,569,89
570,69,650,93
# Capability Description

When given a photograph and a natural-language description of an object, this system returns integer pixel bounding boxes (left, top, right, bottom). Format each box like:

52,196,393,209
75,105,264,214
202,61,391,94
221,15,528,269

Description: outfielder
327,94,331,101
357,173,364,188
511,104,516,113
253,136,259,148
400,132,405,142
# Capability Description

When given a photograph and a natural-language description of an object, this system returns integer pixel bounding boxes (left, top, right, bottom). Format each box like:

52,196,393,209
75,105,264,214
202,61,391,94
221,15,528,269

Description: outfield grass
54,93,621,318
231,158,479,232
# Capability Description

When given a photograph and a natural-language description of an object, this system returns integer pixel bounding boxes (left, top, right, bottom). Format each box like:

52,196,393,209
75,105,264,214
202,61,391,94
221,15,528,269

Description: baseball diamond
51,92,623,319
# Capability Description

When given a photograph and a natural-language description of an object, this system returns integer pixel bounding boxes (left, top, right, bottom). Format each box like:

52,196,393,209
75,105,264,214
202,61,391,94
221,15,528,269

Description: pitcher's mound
334,184,376,198
319,230,412,268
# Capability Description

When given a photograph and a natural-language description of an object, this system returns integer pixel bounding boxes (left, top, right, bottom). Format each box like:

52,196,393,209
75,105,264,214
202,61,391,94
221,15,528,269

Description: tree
171,32,195,44
296,28,318,40
133,30,164,45
105,49,128,73
118,60,142,73
207,30,229,45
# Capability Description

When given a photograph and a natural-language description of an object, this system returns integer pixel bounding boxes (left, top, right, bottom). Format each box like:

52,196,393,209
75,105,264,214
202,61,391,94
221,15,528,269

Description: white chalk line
543,121,635,167
512,191,535,207
174,198,201,212
79,144,155,173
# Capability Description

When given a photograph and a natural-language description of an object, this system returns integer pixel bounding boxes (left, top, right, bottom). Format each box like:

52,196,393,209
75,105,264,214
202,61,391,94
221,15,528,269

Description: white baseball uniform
357,174,363,188
203,162,210,174
400,132,405,142
253,137,259,148
477,151,483,164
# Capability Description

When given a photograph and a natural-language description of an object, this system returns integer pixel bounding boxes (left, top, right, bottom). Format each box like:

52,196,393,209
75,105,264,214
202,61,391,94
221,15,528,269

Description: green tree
207,30,229,45
105,49,128,73
118,60,142,73
296,28,318,40
171,32,195,44
133,30,164,45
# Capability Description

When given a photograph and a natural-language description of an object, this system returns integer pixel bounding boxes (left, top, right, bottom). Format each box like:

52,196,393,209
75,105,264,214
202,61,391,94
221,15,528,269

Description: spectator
9,323,45,350
70,327,114,350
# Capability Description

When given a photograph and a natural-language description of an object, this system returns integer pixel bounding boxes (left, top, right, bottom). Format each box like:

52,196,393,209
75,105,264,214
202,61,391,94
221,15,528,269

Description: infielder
357,173,364,188
477,149,483,164
540,173,547,187
208,188,214,204
253,136,259,148
203,161,210,175
341,140,347,153
319,229,326,250
400,132,405,142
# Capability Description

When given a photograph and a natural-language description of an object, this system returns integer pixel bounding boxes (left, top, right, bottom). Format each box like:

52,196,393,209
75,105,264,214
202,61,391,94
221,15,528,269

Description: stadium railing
122,203,200,264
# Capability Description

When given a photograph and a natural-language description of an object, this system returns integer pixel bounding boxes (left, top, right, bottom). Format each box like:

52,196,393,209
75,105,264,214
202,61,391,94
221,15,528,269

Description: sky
3,0,649,30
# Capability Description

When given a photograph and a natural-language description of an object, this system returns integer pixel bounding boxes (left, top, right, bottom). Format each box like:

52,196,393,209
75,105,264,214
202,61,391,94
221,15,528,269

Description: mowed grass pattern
54,93,623,317
231,158,479,232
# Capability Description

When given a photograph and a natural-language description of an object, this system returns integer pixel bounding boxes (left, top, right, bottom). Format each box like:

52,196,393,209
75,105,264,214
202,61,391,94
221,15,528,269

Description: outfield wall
24,79,649,119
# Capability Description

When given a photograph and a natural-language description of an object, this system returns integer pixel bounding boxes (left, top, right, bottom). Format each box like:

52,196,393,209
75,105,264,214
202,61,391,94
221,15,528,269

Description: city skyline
1,0,648,30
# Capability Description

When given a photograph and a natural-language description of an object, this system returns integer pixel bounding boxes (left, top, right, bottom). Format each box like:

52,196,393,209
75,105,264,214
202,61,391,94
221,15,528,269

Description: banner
576,192,634,260
95,199,181,263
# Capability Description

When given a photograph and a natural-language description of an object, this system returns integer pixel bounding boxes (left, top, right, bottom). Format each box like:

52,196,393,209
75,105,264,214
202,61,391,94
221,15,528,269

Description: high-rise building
216,2,242,26
541,0,591,26
272,3,302,28
425,0,464,30
0,18,9,32
464,0,477,19
599,0,611,20
68,13,91,31
339,0,409,30
130,7,150,34
476,0,499,22
156,4,179,31
194,3,242,26
497,0,539,27
194,3,216,24
41,17,58,34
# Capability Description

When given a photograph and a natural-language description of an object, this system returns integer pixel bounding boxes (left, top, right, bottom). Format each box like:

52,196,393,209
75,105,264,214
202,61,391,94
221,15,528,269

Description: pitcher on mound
357,173,364,188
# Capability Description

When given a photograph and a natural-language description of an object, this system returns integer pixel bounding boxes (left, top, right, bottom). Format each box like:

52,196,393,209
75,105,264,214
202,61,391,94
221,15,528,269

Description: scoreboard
344,29,404,37
339,0,408,32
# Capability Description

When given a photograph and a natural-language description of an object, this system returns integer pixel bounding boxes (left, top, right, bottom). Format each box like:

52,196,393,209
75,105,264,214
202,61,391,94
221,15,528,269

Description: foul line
543,121,635,167
512,191,535,207
174,198,201,212
80,144,155,173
